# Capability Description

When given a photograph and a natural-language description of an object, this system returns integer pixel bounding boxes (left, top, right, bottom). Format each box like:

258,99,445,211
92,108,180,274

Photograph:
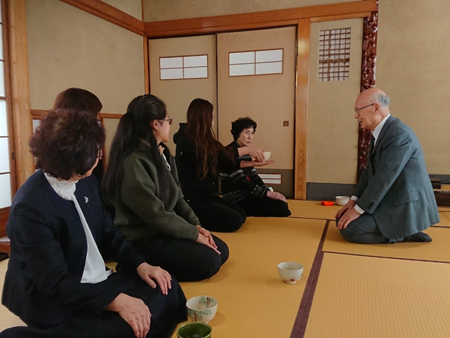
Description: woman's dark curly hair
230,117,257,141
29,109,105,180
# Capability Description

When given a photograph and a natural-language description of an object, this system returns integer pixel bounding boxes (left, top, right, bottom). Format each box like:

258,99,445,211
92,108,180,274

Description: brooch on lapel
84,196,89,207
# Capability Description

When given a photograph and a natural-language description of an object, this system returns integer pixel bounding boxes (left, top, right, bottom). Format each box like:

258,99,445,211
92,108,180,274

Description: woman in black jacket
174,98,265,232
221,117,291,217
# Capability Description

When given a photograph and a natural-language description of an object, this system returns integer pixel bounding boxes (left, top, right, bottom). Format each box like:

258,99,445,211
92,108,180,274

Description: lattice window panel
229,49,283,77
318,28,351,82
159,55,208,80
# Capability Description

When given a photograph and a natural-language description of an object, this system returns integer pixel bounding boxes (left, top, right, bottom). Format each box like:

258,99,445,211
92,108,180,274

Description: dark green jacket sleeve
118,151,199,241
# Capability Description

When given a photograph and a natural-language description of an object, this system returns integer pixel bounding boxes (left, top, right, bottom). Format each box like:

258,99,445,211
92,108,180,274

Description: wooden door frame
0,0,33,234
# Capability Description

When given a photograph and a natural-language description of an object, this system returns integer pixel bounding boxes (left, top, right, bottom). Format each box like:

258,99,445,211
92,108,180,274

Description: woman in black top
221,117,291,217
174,98,265,232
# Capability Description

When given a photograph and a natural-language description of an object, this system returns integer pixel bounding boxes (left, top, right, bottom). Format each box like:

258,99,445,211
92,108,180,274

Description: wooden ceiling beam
60,0,145,35
145,0,376,38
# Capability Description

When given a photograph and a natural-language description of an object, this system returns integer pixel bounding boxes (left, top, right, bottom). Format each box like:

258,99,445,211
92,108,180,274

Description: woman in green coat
102,94,229,282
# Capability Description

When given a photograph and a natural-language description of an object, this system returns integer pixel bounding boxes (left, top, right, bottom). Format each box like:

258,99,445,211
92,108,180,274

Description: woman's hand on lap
196,232,221,255
267,191,287,203
137,262,172,295
196,225,218,249
105,293,151,338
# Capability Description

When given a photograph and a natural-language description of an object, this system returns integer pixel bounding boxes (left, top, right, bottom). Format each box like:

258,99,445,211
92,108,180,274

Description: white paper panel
0,173,11,208
33,119,41,132
261,178,282,185
0,138,9,172
0,100,7,136
160,68,183,80
184,55,207,67
184,67,208,79
160,57,183,69
259,173,282,184
229,52,255,65
229,64,255,76
0,25,3,60
256,49,283,62
256,61,283,75
0,62,4,97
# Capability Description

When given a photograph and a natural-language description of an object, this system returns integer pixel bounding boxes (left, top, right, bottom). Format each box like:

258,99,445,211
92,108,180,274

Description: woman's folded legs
133,234,229,282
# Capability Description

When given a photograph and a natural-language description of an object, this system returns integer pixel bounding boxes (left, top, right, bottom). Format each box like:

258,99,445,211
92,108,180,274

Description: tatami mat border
320,250,450,265
290,221,329,338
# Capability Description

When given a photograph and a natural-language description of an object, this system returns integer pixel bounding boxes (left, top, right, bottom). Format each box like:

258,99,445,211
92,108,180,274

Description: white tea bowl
186,296,218,323
277,262,303,284
335,196,350,206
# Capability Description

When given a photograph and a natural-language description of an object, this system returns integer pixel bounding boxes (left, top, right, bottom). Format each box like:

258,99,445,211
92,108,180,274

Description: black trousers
188,196,246,232
134,234,229,282
0,272,186,338
233,195,291,217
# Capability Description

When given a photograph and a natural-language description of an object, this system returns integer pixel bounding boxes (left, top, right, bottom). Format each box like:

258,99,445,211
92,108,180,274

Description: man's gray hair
377,93,390,107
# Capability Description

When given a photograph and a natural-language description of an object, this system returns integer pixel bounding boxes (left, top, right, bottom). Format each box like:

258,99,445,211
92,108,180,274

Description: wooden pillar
143,36,150,94
6,0,33,188
357,2,378,180
294,18,310,199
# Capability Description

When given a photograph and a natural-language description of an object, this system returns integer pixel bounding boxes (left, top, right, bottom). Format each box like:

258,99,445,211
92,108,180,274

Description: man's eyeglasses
161,117,173,125
354,103,375,115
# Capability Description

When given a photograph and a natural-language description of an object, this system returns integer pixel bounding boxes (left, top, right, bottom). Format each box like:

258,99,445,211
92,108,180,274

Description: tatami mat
172,217,326,337
323,223,450,262
431,211,450,227
438,205,450,212
304,253,450,338
176,296,300,338
441,212,450,223
0,260,26,330
288,199,340,220
4,200,450,337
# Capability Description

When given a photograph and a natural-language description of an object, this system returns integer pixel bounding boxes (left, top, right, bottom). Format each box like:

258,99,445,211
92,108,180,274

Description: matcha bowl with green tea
177,322,212,338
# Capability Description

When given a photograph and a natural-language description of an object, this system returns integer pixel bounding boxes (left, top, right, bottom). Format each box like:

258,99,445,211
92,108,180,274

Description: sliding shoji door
148,35,217,154
217,27,297,198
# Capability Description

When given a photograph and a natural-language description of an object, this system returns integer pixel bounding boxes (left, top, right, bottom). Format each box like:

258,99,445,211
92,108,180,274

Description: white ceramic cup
186,296,218,323
277,262,303,284
335,196,350,206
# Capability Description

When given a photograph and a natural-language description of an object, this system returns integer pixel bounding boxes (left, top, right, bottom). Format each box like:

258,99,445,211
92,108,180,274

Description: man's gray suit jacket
354,116,439,239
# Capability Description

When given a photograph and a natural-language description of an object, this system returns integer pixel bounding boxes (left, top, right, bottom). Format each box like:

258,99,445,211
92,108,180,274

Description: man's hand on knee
336,207,361,230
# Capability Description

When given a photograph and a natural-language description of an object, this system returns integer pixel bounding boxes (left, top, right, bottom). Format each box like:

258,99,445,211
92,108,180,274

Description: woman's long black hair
184,98,232,179
102,94,172,206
